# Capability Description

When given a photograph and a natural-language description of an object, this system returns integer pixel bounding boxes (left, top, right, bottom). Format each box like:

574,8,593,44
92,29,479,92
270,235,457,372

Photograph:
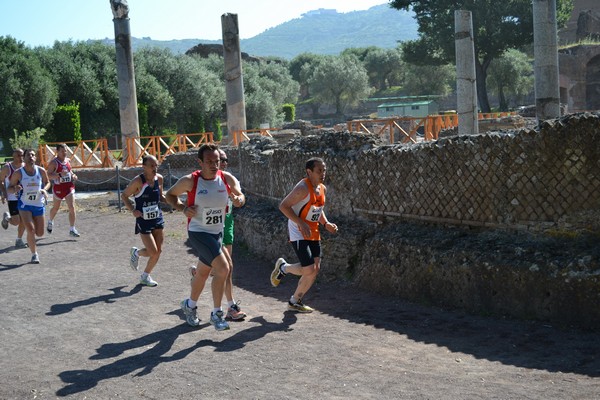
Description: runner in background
1,148,27,248
120,155,166,287
46,143,80,237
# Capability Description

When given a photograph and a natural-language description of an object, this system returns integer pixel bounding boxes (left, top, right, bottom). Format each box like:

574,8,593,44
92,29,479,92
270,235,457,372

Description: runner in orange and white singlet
270,157,339,313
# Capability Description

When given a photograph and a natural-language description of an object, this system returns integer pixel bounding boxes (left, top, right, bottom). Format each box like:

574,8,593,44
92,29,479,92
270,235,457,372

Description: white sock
290,295,296,304
187,299,197,308
280,264,287,274
227,300,235,307
212,307,222,315
141,272,149,279
70,226,75,230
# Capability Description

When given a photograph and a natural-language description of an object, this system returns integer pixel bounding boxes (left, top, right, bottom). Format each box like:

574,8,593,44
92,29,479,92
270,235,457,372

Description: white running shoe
46,220,53,234
210,310,230,331
129,247,139,270
140,275,158,287
69,227,80,237
180,299,200,327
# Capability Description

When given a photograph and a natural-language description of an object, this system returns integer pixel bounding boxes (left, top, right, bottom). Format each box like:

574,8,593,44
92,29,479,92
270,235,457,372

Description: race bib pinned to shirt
201,207,225,226
142,204,160,220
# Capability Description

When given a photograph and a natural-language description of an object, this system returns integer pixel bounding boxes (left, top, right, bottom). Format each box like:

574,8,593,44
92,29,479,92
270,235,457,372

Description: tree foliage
48,101,82,143
0,37,57,143
487,49,534,111
390,0,573,112
308,55,371,116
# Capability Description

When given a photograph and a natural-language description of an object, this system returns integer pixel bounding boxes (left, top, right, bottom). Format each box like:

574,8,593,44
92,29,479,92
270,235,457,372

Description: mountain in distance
121,4,417,59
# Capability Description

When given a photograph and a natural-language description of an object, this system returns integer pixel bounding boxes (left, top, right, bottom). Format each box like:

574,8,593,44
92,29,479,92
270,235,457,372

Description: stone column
221,13,247,144
455,10,478,135
533,0,561,123
111,0,140,165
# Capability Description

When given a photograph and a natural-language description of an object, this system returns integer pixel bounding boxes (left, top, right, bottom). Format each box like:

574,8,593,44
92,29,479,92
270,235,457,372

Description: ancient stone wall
230,113,600,329
237,113,600,234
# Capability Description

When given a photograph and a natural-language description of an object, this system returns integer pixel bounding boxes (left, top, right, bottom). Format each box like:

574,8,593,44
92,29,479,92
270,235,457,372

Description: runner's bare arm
224,172,245,207
279,181,311,237
165,174,195,217
120,176,142,214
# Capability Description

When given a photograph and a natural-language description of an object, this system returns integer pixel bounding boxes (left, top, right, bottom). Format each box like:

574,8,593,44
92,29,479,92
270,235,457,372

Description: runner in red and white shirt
46,143,80,237
166,144,245,331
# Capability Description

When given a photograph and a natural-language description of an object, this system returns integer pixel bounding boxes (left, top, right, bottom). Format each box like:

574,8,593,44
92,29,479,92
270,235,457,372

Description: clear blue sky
1,0,389,47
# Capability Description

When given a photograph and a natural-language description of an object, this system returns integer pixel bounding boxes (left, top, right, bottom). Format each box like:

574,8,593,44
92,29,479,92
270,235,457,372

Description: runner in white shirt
166,144,245,331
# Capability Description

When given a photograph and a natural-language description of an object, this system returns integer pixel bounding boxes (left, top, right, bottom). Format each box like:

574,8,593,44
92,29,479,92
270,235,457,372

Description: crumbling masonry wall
230,113,600,330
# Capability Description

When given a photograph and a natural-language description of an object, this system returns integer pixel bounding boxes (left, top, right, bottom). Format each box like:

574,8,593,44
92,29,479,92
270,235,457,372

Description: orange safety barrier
119,132,214,166
348,112,513,142
39,133,214,168
39,139,114,169
229,128,278,146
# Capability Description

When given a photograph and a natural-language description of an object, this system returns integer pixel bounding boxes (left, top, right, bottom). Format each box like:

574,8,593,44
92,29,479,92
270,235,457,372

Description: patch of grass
559,38,600,50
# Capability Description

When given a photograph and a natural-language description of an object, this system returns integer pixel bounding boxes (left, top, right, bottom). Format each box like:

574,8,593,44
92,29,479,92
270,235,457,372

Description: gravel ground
0,193,598,400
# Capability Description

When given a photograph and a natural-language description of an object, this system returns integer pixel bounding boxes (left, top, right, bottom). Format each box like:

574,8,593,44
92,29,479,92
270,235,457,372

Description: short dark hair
56,143,67,151
142,155,158,165
305,157,324,171
198,144,220,161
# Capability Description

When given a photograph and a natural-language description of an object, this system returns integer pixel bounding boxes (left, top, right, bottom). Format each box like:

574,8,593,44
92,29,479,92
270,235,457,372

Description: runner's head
23,149,36,166
142,155,159,175
198,144,220,177
12,148,24,163
305,157,326,184
56,143,68,161
218,149,228,171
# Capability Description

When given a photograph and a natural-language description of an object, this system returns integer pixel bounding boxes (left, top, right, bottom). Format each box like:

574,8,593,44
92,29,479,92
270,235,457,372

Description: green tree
487,49,534,111
363,47,404,90
243,60,299,128
48,101,81,143
289,53,326,99
0,37,57,149
9,128,46,150
135,48,224,134
403,63,455,96
308,55,371,117
34,41,119,139
390,0,573,112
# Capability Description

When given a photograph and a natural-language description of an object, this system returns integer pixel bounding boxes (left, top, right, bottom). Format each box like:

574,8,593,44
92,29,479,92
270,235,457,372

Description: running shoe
270,258,287,287
210,310,230,331
31,253,40,264
180,299,200,327
46,220,53,234
129,247,139,271
288,299,314,313
140,275,158,287
1,211,9,229
15,238,27,248
226,301,247,320
69,227,80,237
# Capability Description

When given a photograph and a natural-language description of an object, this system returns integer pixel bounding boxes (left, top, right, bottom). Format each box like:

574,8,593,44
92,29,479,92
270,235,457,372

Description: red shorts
52,184,75,200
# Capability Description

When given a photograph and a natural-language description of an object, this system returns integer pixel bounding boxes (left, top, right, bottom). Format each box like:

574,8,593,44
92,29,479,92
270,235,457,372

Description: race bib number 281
202,207,224,226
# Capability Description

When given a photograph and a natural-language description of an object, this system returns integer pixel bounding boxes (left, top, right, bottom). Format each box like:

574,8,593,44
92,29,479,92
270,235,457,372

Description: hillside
115,4,417,59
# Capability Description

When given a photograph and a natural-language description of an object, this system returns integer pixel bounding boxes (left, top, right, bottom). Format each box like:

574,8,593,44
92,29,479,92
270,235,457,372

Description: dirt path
0,193,598,399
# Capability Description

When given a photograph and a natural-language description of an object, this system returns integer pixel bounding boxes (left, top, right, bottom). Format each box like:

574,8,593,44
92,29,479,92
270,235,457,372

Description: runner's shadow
0,262,28,271
55,312,296,396
196,313,298,352
46,285,142,316
56,323,202,397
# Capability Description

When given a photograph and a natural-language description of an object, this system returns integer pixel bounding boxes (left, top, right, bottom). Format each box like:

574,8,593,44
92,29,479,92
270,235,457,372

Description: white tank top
18,166,45,207
187,170,229,234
